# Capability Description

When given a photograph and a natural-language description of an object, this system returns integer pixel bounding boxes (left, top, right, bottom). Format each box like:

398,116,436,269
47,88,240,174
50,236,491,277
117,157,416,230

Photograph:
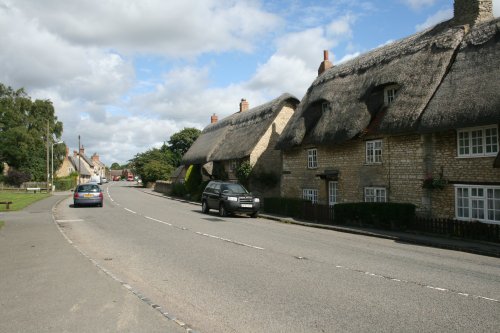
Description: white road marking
124,208,136,214
144,216,172,226
195,232,265,250
56,219,84,223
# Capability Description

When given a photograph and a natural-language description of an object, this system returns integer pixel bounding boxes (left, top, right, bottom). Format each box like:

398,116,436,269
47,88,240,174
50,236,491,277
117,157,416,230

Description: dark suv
201,181,260,217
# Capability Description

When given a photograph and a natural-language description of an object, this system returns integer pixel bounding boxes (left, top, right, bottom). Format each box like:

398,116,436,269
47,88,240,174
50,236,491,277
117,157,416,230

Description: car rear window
78,185,100,192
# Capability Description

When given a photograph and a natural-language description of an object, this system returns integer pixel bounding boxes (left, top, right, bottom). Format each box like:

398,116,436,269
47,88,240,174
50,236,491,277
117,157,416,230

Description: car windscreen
221,184,248,194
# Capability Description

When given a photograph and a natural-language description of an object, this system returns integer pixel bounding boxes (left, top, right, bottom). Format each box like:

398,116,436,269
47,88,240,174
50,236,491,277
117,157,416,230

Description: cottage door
328,181,338,206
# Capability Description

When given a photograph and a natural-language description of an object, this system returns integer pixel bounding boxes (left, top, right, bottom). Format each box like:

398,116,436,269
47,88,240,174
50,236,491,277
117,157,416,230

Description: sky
1,0,499,166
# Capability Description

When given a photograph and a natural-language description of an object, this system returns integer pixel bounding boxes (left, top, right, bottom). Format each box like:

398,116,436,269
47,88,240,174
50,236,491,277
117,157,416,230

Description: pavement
140,187,500,259
0,189,498,333
0,192,187,333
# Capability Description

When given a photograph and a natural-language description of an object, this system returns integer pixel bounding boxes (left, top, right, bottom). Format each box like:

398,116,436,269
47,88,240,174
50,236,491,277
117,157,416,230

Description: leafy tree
168,127,201,166
142,160,173,184
0,83,64,181
129,144,176,184
110,162,121,170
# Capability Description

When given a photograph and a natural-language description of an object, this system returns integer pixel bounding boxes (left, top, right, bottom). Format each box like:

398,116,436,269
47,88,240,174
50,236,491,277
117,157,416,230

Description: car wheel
202,201,209,214
219,203,228,217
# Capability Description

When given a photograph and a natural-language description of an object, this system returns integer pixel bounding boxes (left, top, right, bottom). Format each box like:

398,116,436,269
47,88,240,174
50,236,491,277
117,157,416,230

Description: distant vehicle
90,175,101,185
101,177,107,183
201,181,260,217
73,183,103,207
127,175,134,181
113,176,120,181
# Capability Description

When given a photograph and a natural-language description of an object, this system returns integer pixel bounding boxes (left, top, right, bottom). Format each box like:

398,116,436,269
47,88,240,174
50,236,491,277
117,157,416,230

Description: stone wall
281,128,500,220
249,103,295,197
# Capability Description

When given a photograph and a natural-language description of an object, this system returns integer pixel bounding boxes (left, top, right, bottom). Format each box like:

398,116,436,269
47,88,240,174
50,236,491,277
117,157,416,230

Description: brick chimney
239,98,249,113
73,150,78,157
453,0,493,26
80,146,85,156
211,113,218,124
318,50,333,76
92,153,100,162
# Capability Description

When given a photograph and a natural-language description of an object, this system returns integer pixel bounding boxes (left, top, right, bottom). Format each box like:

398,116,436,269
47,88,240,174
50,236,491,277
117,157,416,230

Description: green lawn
0,191,51,212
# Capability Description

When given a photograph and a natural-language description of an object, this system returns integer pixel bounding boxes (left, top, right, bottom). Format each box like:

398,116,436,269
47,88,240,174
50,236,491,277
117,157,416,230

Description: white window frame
303,188,318,204
307,148,318,169
328,181,338,206
364,187,387,202
457,125,498,158
366,140,383,164
384,85,398,105
455,184,500,224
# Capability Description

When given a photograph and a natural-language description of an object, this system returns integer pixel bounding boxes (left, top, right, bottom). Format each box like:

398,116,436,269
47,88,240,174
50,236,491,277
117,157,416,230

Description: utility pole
78,135,81,185
46,121,50,192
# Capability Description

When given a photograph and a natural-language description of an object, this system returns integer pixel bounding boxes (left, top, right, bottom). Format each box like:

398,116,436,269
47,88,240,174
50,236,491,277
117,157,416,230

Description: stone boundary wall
154,180,171,195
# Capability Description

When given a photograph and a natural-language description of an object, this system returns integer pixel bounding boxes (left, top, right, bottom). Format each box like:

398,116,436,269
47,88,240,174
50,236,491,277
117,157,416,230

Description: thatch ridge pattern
182,93,298,164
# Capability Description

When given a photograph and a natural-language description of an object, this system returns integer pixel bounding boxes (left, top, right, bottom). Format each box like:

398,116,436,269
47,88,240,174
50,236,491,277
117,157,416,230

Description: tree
0,83,64,181
110,162,121,170
168,127,201,166
129,144,176,184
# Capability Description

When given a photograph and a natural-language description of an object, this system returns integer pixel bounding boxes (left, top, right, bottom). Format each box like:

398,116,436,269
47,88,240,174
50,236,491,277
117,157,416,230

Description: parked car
101,177,107,183
113,176,121,181
201,181,260,217
127,175,134,181
73,183,103,207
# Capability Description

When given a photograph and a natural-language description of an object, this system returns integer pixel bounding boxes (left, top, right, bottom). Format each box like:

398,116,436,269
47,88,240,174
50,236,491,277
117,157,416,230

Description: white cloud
10,0,281,57
415,8,453,31
402,0,437,10
494,0,500,17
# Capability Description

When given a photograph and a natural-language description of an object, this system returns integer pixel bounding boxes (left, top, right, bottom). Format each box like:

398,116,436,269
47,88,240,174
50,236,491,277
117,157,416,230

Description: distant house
67,148,92,183
91,153,106,179
182,93,299,197
277,0,500,224
58,146,104,184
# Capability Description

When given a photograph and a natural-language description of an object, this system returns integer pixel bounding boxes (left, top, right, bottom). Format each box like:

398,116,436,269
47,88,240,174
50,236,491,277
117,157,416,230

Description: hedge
334,202,416,230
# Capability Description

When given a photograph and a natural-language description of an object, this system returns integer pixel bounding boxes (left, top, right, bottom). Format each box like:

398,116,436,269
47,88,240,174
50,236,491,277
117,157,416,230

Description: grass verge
0,191,51,212
0,221,4,230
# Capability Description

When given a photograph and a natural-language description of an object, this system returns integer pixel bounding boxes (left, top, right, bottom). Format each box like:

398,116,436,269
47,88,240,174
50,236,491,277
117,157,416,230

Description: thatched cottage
182,93,299,197
276,0,500,224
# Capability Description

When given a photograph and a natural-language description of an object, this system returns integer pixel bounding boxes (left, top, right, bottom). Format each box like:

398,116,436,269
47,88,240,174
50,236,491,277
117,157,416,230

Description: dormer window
384,85,399,105
321,102,329,113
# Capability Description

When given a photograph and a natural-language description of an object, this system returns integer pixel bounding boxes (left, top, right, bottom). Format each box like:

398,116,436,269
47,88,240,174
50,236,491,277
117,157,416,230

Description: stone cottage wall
250,104,295,197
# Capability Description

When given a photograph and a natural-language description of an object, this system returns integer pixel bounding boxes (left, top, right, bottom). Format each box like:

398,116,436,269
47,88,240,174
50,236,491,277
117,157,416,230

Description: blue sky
1,0,499,165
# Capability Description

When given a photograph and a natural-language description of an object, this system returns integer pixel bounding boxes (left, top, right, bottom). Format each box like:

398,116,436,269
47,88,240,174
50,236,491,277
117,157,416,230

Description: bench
0,201,13,210
26,187,47,193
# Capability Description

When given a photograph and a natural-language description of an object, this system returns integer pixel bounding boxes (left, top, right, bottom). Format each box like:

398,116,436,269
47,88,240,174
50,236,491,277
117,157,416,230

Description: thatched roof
419,19,500,132
277,17,500,149
182,93,299,165
69,156,91,176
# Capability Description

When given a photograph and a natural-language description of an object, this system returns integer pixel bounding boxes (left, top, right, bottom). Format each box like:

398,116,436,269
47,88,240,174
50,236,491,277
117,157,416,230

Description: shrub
334,202,416,230
171,182,188,198
5,169,31,187
54,175,77,191
236,161,252,186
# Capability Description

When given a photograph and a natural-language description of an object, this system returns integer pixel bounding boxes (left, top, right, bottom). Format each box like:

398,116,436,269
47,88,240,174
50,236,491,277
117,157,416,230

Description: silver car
73,183,103,207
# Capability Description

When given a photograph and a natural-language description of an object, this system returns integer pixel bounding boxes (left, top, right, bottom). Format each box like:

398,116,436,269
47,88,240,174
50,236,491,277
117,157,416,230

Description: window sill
456,154,497,159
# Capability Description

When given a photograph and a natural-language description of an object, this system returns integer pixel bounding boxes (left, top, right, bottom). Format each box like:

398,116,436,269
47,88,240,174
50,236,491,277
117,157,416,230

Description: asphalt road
53,182,500,333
